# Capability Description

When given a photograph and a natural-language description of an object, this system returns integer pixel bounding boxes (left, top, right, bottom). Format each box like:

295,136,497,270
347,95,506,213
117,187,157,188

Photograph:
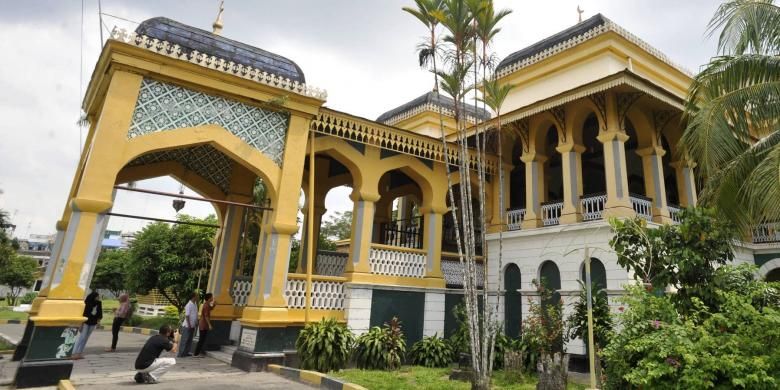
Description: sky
0,0,722,238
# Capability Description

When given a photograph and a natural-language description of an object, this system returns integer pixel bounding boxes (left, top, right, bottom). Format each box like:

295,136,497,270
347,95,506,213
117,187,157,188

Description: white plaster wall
344,285,373,335
423,291,445,337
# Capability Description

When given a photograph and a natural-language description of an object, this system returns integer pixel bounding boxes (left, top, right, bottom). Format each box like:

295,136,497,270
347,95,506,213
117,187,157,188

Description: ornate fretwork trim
126,144,233,193
496,73,684,130
109,27,327,101
380,102,485,127
311,108,497,174
495,19,693,80
652,110,678,144
617,92,643,131
548,106,567,142
129,78,289,166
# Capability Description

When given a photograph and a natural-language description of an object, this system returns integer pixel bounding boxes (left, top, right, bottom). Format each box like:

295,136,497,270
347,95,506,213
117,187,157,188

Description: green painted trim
25,325,79,361
370,289,424,347
239,326,301,354
755,253,780,268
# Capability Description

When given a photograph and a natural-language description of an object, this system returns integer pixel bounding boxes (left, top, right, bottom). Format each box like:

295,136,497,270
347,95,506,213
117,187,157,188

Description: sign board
240,328,257,350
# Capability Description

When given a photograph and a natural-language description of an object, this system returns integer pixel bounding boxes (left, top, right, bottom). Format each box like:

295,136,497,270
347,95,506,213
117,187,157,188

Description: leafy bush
410,334,451,367
296,318,354,373
566,281,612,350
354,317,406,370
446,303,470,361
20,292,37,305
125,314,143,327
522,279,565,357
162,305,180,321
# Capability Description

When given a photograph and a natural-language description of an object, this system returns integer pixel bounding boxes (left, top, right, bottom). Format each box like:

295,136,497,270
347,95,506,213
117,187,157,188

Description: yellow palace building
12,12,780,387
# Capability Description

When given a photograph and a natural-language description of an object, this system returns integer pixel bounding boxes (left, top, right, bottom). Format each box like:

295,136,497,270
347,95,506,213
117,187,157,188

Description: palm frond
707,0,780,55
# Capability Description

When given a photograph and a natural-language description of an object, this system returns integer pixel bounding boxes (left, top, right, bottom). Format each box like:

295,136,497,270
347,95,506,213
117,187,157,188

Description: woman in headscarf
106,293,131,352
71,291,102,359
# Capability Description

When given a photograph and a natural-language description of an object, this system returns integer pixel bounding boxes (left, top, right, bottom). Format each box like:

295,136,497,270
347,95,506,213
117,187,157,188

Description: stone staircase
206,344,237,365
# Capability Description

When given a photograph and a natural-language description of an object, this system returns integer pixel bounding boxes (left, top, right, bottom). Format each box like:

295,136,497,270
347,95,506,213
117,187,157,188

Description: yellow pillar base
602,205,635,219
239,306,290,327
28,296,48,316
346,272,445,288
652,207,673,224
521,217,543,229
211,303,241,321
29,299,86,327
559,211,583,225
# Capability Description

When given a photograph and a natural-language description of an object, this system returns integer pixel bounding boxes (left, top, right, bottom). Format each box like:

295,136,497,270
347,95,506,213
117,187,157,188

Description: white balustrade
440,259,485,288
541,202,563,226
630,195,653,221
230,277,252,307
506,208,526,230
368,245,426,278
668,205,682,224
753,222,780,244
581,194,607,221
284,277,345,310
315,251,348,276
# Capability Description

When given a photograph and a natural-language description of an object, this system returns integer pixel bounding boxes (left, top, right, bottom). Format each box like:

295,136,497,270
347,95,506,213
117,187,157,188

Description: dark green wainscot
12,320,35,361
14,325,79,388
369,289,425,347
231,325,302,372
205,319,232,351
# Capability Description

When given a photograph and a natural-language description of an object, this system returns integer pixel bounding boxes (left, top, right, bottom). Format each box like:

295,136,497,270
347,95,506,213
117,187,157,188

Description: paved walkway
0,324,309,389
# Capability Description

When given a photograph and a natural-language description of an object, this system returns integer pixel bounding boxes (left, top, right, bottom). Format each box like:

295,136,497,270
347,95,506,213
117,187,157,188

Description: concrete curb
58,379,77,390
0,319,160,336
0,319,27,325
268,364,367,390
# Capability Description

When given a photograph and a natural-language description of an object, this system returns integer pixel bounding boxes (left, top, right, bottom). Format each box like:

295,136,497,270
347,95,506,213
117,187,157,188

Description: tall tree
91,250,129,298
405,0,511,387
1,255,38,306
125,215,216,314
682,0,780,230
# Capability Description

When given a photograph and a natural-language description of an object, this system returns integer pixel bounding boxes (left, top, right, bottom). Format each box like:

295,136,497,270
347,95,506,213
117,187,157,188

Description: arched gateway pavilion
14,13,780,387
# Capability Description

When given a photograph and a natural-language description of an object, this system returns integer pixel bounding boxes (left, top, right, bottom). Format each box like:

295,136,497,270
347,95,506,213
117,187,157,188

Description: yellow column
599,93,633,218
208,202,248,319
29,220,68,315
421,201,447,286
241,115,311,325
637,146,672,223
520,152,547,229
558,143,585,224
671,160,698,207
488,163,512,233
344,189,381,282
298,200,326,273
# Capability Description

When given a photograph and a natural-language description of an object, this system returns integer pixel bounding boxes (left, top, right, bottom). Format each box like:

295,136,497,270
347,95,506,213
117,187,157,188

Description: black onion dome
376,91,492,123
135,17,305,83
496,14,609,74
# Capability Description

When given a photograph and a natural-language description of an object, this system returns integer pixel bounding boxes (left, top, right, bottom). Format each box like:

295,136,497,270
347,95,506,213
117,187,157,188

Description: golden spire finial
577,5,584,23
212,0,224,35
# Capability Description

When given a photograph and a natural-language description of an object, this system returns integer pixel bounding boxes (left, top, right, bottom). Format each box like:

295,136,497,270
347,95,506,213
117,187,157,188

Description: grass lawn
0,337,14,351
331,366,587,390
0,299,29,321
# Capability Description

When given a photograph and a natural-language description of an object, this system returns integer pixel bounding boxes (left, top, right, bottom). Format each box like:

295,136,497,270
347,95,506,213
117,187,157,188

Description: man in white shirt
178,292,198,357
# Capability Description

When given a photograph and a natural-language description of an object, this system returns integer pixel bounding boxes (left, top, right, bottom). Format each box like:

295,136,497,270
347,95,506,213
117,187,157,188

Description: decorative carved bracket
588,92,607,131
548,106,567,143
510,119,530,154
652,110,678,144
617,92,643,132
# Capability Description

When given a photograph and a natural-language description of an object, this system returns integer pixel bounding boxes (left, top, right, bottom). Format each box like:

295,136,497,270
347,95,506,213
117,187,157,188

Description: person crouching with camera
134,324,179,384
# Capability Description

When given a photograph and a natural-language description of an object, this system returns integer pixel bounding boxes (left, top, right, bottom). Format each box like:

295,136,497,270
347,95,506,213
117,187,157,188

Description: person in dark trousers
134,324,178,384
178,292,198,357
71,291,102,360
193,292,214,357
106,293,131,352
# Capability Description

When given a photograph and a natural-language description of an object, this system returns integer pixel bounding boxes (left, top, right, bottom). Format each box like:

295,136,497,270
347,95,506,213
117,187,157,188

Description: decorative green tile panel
126,144,232,193
128,78,290,166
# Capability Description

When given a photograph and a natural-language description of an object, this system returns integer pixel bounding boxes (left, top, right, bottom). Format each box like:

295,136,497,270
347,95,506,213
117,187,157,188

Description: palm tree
681,0,780,231
480,77,515,371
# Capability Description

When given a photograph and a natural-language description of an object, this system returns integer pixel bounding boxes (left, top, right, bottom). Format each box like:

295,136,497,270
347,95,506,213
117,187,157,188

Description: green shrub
296,318,354,373
410,334,451,368
20,292,37,305
125,314,143,327
354,317,406,370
